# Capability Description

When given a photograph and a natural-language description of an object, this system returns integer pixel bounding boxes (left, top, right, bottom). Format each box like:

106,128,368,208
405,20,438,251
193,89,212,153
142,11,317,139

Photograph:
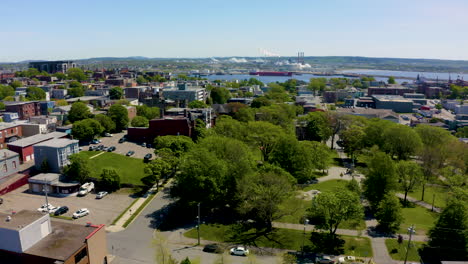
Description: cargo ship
249,71,293,76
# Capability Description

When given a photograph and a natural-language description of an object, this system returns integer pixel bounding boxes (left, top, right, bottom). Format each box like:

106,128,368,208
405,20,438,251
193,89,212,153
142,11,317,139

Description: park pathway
395,193,441,213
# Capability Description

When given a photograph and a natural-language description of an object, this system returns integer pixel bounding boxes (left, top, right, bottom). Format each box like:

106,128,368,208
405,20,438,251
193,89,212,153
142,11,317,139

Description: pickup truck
78,182,95,196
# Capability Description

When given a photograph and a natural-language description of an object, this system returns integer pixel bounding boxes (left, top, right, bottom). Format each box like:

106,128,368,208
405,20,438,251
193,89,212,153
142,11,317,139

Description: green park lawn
303,179,349,192
77,151,146,186
185,224,372,257
400,205,438,235
407,185,451,209
385,238,424,261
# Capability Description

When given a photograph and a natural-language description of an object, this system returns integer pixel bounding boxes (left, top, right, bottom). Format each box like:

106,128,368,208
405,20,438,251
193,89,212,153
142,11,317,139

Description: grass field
77,151,146,185
400,205,438,235
407,185,451,209
185,224,372,257
385,239,424,261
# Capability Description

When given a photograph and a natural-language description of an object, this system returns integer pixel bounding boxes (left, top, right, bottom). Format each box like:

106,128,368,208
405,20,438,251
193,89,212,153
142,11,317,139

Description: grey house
0,149,20,181
33,139,79,173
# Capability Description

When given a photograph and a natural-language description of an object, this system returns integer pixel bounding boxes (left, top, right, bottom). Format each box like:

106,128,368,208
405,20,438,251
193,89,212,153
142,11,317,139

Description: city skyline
2,0,468,62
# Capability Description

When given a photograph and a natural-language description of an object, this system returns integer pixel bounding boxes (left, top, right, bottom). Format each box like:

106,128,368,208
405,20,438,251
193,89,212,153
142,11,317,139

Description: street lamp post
196,203,201,245
302,218,309,256
404,225,416,264
43,181,50,214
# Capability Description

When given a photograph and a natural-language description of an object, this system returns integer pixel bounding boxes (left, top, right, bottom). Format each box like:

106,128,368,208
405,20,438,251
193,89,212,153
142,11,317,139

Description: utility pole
43,181,50,214
404,225,416,264
197,203,201,245
302,218,309,256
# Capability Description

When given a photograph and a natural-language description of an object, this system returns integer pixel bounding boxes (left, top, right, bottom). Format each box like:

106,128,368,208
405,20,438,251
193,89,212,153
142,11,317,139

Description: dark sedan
54,206,69,216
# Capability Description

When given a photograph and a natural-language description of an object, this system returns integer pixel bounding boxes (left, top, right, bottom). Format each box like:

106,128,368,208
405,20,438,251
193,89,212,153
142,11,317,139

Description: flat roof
7,132,67,148
0,149,19,159
65,96,107,102
0,210,46,231
34,138,78,148
0,121,28,130
29,173,60,183
25,221,98,261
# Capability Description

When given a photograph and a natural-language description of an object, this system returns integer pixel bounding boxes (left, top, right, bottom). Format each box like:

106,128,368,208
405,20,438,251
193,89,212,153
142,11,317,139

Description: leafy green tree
396,160,423,204
210,87,231,104
136,105,160,120
308,188,363,238
346,179,361,196
131,116,149,127
136,76,147,85
415,125,454,200
362,118,396,149
213,116,248,140
180,257,192,264
154,135,194,157
237,165,296,231
65,155,91,183
93,114,115,133
363,151,398,209
299,112,332,142
256,104,297,130
455,126,468,138
109,87,123,100
308,78,327,95
26,87,46,100
67,68,87,81
340,124,365,163
143,158,171,189
0,85,15,99
68,102,91,123
108,104,129,131
424,201,468,261
383,125,422,160
251,96,272,108
188,100,207,108
53,72,66,80
55,99,68,106
10,80,22,89
72,119,104,141
234,107,255,122
309,141,333,172
387,76,396,84
68,86,84,97
193,119,208,142
99,169,120,192
374,193,403,233
0,102,5,110
246,121,285,162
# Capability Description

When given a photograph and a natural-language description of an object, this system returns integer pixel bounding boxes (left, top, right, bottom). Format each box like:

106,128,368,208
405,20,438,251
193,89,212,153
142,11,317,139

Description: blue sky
2,0,468,62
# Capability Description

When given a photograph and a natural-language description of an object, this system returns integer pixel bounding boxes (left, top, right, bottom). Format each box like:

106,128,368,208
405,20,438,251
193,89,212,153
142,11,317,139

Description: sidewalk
106,181,164,232
395,193,441,213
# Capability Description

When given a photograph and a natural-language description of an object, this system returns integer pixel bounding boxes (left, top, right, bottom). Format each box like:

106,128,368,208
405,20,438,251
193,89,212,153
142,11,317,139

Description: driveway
93,132,154,159
0,185,135,226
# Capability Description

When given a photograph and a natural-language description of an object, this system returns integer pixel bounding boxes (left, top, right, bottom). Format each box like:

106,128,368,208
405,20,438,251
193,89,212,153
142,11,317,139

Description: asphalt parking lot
90,131,155,160
0,185,135,226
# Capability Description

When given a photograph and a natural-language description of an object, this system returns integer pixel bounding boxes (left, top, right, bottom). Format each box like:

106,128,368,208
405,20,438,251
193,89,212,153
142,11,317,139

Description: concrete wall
86,225,108,264
0,227,22,253
21,124,46,137
18,214,51,252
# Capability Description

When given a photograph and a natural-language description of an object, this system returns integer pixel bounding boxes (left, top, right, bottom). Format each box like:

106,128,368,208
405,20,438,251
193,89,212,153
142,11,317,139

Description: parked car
91,139,101,144
146,144,152,148
89,146,96,151
401,115,409,120
105,133,113,137
54,206,69,216
118,138,126,143
48,206,60,214
126,151,135,156
78,182,95,196
107,146,116,152
203,244,223,254
230,246,249,256
338,256,355,263
144,153,152,161
73,208,90,219
37,203,54,213
97,145,105,151
96,191,108,199
317,255,334,264
142,142,146,147
102,146,108,151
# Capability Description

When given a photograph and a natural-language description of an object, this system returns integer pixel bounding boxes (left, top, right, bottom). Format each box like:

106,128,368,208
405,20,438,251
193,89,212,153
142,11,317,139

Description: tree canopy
68,102,91,123
72,118,104,141
67,68,87,81
26,87,46,100
108,104,129,132
210,87,231,104
65,155,91,183
109,87,123,100
131,116,149,127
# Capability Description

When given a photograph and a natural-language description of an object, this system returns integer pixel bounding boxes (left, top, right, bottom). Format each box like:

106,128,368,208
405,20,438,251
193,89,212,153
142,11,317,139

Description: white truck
78,182,95,196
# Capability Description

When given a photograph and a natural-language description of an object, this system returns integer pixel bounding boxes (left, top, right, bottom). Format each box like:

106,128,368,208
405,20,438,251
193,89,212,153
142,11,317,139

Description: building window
3,164,7,173
12,161,16,169
0,131,2,138
74,247,88,263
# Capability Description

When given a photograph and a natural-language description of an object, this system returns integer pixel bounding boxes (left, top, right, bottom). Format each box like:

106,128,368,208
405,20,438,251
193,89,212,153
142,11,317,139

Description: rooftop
25,220,100,261
372,95,413,102
0,121,27,130
7,132,67,148
0,149,19,159
34,138,78,148
65,96,107,103
0,210,46,231
337,108,399,119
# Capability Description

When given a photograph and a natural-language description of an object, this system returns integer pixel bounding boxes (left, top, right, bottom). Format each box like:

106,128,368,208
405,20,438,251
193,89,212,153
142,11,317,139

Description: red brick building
367,87,414,96
7,132,67,163
5,102,41,120
127,117,192,143
0,123,23,149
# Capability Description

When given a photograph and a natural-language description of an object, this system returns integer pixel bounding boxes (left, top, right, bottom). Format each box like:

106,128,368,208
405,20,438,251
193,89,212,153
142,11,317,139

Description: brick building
367,86,414,96
7,132,67,163
127,117,192,143
5,101,41,120
0,122,23,149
